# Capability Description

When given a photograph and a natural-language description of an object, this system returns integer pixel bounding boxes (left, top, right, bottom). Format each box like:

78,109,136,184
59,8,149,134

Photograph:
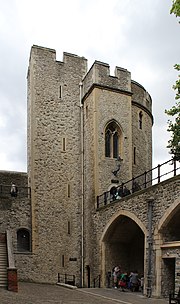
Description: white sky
0,0,179,172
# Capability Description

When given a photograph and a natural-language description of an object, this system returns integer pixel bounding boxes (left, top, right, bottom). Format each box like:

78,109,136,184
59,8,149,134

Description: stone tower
27,45,153,286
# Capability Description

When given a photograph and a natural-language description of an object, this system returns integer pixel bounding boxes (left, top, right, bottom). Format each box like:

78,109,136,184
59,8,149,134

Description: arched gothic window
105,121,120,158
17,228,31,252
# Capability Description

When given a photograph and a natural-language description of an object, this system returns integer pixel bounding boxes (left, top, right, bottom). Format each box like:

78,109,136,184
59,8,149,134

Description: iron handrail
97,159,180,209
93,274,101,288
57,273,76,286
0,184,31,198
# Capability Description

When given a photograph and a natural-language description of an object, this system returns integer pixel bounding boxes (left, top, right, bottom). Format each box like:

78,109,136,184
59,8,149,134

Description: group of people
110,185,131,201
110,181,141,202
112,266,143,292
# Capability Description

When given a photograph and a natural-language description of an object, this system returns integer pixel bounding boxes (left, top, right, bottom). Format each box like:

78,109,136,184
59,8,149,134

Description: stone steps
0,243,8,288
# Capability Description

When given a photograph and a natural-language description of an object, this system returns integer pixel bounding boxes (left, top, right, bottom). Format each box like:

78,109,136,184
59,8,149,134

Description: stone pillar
7,268,18,292
175,256,180,292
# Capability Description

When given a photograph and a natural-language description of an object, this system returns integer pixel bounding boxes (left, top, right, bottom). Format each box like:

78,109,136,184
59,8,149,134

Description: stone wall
26,45,153,286
0,171,30,242
27,45,88,285
90,175,180,296
0,170,31,281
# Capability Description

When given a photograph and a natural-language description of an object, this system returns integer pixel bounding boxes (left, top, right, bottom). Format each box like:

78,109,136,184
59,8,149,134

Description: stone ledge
56,282,77,289
161,241,180,248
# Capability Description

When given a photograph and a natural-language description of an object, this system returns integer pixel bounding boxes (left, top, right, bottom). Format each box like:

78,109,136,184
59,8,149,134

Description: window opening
105,129,111,157
139,112,143,129
67,184,70,198
62,137,66,151
59,85,62,99
105,122,120,158
68,221,71,234
17,229,30,252
86,106,88,119
113,132,119,158
62,255,65,267
134,147,136,164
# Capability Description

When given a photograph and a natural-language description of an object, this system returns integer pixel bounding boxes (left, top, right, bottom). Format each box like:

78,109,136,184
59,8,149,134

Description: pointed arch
100,210,148,287
104,120,123,159
100,209,147,243
155,197,180,235
154,197,180,297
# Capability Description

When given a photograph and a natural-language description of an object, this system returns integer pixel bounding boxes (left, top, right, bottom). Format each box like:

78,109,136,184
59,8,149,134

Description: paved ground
0,283,169,304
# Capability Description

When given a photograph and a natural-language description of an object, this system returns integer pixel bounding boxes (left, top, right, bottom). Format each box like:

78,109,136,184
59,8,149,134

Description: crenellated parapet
82,60,132,100
131,80,152,114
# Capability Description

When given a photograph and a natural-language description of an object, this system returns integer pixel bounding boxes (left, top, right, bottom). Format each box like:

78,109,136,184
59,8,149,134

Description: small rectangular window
86,106,88,119
139,112,143,129
67,184,70,198
134,147,136,165
59,85,62,99
62,255,65,267
68,221,71,234
62,137,66,151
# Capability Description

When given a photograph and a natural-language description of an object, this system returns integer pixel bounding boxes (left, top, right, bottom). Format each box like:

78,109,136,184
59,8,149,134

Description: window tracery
105,121,121,158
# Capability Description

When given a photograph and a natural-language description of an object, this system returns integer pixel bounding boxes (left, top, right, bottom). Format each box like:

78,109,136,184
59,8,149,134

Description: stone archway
154,197,180,297
100,210,147,288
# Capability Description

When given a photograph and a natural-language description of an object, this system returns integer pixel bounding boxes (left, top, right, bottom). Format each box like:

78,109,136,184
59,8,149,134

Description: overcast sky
0,0,179,173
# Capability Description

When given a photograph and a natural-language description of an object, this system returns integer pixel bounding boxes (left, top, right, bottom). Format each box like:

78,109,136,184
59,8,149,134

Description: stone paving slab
0,283,169,304
80,288,169,304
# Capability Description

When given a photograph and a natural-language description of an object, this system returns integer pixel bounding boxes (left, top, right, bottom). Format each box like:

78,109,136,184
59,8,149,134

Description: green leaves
165,61,180,160
170,0,180,18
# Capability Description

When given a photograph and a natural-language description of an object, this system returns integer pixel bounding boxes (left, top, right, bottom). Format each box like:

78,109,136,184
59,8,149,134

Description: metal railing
0,184,31,199
93,275,101,288
57,273,76,286
169,290,180,304
97,159,180,209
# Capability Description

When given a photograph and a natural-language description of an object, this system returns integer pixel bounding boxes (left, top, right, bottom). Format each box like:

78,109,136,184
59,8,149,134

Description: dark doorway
104,215,144,283
162,258,175,297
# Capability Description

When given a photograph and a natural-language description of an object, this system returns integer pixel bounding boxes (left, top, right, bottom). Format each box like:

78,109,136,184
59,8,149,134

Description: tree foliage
170,0,180,19
165,1,180,161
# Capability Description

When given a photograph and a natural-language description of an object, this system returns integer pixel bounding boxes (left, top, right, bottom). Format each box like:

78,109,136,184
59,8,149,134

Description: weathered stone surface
1,46,179,300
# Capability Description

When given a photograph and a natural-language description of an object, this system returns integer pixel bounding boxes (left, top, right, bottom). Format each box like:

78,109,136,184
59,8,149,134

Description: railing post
144,171,147,188
97,196,99,209
104,192,107,205
85,265,90,288
132,177,135,193
158,164,161,183
98,275,101,288
122,183,124,194
29,187,31,198
174,159,177,176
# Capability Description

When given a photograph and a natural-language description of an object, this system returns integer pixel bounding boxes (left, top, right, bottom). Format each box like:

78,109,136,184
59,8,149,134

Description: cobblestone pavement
0,283,169,304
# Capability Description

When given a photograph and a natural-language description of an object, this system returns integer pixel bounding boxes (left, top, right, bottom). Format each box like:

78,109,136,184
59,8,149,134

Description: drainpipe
79,81,84,287
147,198,154,298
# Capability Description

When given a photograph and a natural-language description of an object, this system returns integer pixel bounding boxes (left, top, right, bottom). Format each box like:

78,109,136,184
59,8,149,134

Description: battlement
28,45,152,114
131,80,152,113
29,45,87,76
82,60,131,99
63,51,87,63
82,60,152,114
29,45,56,63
